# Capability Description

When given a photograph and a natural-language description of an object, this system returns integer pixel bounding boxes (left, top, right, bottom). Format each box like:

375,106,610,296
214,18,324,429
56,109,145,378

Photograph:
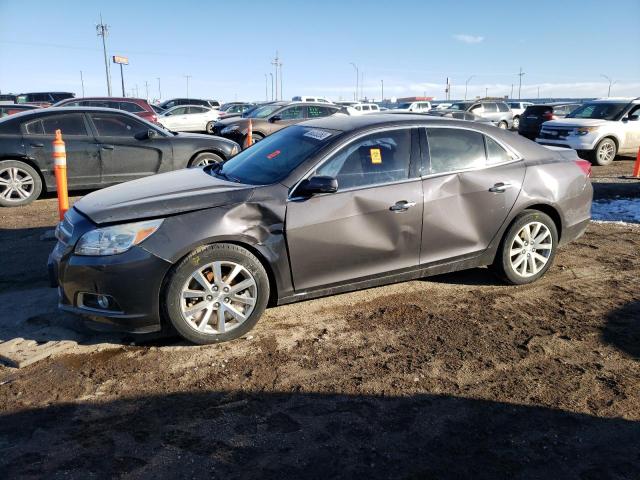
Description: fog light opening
79,293,121,313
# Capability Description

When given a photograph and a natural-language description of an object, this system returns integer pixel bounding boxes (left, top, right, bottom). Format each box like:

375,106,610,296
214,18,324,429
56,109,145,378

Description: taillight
151,114,157,122
543,110,555,121
575,159,591,177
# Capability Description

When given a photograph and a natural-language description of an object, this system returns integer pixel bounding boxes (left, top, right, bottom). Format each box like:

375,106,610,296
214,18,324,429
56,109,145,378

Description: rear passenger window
25,115,87,135
484,103,498,112
427,128,486,173
497,103,510,112
485,136,512,165
23,119,44,134
307,106,332,118
315,129,412,189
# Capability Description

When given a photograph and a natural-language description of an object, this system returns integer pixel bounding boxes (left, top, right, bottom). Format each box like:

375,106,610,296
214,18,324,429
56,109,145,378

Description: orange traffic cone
632,147,640,178
245,119,253,149
53,129,69,220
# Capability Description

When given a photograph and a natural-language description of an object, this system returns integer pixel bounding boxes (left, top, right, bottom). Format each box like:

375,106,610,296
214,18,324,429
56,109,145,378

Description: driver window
315,129,412,190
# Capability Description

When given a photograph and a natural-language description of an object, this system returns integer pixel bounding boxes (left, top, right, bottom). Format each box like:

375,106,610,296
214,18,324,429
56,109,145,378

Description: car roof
0,106,144,123
60,97,147,102
302,113,464,131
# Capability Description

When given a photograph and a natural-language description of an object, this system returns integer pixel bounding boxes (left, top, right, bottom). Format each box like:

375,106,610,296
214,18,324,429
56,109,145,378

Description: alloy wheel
180,261,257,335
0,167,35,203
193,157,219,167
597,141,615,164
508,222,553,278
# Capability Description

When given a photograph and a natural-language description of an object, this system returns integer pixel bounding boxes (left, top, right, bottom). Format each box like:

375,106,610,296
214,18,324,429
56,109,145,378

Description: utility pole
381,79,384,102
145,81,149,102
510,83,514,98
600,74,615,97
269,73,274,101
280,60,283,101
264,74,268,101
349,62,358,101
80,70,85,97
184,75,191,98
537,86,540,99
361,71,364,100
135,84,139,98
517,67,525,100
96,14,112,96
485,87,488,98
271,51,282,100
156,77,161,101
464,75,475,101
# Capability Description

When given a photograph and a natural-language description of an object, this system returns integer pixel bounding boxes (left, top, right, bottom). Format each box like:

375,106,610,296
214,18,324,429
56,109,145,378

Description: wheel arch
188,149,227,167
518,203,563,242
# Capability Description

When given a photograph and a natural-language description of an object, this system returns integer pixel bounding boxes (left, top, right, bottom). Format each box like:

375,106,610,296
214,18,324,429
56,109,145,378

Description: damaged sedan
48,115,593,344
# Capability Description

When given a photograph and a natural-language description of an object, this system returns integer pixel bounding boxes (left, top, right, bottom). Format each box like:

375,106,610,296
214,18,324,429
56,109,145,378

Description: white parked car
291,96,333,104
508,101,534,129
157,105,220,133
392,101,432,113
350,103,381,114
536,97,640,165
431,103,452,111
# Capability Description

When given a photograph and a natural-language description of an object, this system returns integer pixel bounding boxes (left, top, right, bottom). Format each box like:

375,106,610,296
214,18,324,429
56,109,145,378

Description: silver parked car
446,101,514,129
49,115,592,345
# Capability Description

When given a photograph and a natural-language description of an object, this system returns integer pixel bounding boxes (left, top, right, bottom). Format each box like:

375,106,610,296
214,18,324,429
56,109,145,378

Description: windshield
448,102,471,111
394,103,412,109
566,102,628,121
215,125,340,185
244,104,281,118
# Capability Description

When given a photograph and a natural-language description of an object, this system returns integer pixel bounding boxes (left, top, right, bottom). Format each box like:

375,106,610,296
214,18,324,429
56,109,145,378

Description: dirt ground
0,160,639,479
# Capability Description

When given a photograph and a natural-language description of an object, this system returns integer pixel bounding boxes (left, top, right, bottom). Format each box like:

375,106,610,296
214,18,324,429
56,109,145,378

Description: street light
269,73,274,101
464,75,475,100
184,75,192,98
156,78,161,101
600,74,616,97
349,62,359,101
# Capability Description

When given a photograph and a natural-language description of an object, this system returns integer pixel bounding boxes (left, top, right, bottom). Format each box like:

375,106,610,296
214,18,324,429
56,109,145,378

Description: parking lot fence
53,129,69,220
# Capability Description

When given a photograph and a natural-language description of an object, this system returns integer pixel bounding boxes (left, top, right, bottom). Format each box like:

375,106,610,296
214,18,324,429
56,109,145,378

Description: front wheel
512,116,520,129
189,152,223,168
498,121,508,130
491,210,558,285
0,160,42,207
590,138,616,166
163,243,270,345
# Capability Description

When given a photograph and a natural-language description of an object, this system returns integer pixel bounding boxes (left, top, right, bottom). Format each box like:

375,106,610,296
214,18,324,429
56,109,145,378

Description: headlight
75,219,163,256
575,126,598,136
221,125,239,134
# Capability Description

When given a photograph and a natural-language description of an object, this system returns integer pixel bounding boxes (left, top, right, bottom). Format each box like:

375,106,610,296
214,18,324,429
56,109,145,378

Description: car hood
74,168,254,225
542,118,607,128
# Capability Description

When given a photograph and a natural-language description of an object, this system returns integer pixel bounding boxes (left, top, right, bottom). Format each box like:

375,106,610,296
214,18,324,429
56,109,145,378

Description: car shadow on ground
602,300,640,360
425,267,505,287
0,390,638,479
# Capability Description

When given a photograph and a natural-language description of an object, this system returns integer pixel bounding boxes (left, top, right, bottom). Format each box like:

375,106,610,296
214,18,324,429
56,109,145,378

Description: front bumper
48,237,172,333
536,134,598,151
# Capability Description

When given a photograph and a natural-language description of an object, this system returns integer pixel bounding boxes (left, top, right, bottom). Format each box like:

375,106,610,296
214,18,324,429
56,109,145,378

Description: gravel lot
0,159,639,479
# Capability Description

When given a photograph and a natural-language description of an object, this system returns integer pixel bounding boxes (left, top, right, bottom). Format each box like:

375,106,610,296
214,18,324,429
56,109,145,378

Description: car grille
539,128,573,140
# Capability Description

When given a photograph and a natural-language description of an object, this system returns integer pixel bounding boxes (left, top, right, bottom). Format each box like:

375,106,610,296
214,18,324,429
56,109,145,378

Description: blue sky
1,0,639,102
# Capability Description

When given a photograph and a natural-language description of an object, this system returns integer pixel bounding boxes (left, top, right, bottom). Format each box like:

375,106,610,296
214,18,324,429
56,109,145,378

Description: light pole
264,74,268,101
269,73,274,100
156,78,161,101
96,14,111,96
145,81,149,102
485,87,488,98
271,51,281,100
464,75,475,100
381,79,384,102
517,67,525,100
80,70,85,97
349,62,359,101
184,75,192,98
600,74,616,97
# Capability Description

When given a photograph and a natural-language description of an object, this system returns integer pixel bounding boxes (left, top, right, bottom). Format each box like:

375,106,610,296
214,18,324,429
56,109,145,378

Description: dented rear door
420,127,525,264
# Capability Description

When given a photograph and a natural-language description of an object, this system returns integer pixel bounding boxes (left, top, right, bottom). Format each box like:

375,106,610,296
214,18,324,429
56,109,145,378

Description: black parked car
0,107,240,207
518,103,582,140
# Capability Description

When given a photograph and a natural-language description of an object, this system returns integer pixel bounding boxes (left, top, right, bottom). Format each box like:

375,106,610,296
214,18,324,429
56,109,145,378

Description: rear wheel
163,243,270,345
498,121,508,129
590,137,616,166
206,121,215,134
189,152,223,168
512,116,520,129
0,160,42,207
491,210,558,285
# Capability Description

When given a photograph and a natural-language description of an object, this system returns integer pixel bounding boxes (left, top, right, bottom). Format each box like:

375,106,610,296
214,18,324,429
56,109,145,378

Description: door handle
389,200,416,212
30,142,44,148
100,145,115,150
489,182,512,193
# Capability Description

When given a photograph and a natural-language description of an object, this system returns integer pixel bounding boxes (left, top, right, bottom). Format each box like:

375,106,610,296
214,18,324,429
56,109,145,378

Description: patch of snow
591,198,640,224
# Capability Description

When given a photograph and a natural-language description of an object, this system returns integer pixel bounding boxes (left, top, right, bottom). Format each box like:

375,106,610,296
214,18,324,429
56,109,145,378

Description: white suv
393,101,432,112
536,98,640,165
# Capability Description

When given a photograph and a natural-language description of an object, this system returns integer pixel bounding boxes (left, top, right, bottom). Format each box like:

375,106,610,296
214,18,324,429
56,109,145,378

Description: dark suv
518,103,581,140
445,101,514,129
213,102,341,146
17,92,75,107
54,97,159,124
159,98,220,110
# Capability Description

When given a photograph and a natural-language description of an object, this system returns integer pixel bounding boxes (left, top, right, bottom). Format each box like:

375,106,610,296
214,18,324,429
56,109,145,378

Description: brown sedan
212,101,341,145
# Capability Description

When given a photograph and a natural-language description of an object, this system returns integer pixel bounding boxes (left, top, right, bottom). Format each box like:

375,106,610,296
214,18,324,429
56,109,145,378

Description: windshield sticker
267,150,281,160
303,129,333,141
370,148,382,164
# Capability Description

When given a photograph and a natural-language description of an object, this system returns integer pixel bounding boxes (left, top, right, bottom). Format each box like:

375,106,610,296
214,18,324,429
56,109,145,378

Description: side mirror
135,129,157,140
295,176,338,197
269,115,281,123
627,115,639,122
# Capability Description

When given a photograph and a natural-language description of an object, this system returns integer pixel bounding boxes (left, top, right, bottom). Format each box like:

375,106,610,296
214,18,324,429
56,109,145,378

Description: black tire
589,137,617,166
0,160,42,207
498,121,508,130
189,152,224,168
491,210,558,285
512,116,520,129
163,243,270,345
206,121,215,134
244,132,264,149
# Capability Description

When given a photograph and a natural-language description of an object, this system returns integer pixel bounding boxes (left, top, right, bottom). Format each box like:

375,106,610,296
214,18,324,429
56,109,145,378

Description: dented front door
286,179,423,291
420,162,525,264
